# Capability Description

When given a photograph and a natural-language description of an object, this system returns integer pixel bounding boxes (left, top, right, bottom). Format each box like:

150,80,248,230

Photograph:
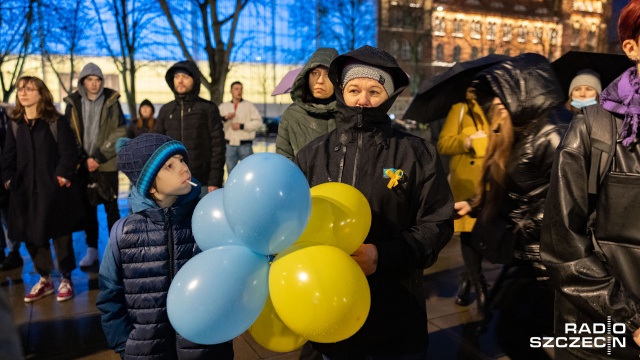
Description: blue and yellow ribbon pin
384,168,404,189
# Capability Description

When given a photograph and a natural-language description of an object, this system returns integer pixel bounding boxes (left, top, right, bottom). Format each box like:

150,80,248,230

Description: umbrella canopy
403,54,510,123
271,67,303,96
552,51,634,99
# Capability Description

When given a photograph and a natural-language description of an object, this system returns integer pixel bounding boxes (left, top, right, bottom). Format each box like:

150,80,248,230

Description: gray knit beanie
341,61,394,96
569,69,602,97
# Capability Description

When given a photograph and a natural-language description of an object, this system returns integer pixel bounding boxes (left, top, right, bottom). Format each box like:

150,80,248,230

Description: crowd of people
2,1,640,359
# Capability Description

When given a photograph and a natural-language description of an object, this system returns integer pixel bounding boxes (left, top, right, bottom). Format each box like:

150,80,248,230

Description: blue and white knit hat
116,133,189,197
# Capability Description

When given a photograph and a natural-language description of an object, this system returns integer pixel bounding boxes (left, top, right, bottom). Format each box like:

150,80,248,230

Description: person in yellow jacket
437,87,489,313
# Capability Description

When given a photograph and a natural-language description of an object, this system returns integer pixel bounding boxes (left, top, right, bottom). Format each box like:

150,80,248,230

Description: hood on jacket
78,63,105,99
328,45,409,134
291,48,339,103
128,178,201,213
473,53,563,128
165,60,202,99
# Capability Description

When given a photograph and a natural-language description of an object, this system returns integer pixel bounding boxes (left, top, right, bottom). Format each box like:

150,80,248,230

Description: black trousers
81,171,120,248
26,235,76,278
492,261,554,360
460,232,483,282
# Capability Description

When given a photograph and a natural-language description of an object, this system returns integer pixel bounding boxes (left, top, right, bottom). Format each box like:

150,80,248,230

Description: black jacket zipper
167,209,175,280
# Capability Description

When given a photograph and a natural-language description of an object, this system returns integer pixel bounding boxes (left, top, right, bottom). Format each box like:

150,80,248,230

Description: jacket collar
128,181,201,223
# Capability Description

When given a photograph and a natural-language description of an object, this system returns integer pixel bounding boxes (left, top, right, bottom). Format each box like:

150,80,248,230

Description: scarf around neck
600,66,640,147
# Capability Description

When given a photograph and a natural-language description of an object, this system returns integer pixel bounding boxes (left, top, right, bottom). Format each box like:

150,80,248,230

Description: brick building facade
378,0,612,96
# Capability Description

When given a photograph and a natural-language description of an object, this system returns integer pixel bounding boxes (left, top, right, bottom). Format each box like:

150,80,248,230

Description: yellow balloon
249,297,307,352
269,245,371,343
295,182,372,255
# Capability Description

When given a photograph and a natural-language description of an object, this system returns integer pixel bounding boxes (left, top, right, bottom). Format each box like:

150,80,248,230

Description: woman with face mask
566,69,602,113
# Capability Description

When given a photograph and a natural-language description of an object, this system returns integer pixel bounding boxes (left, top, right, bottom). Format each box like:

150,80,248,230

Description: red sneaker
56,279,74,302
24,277,55,303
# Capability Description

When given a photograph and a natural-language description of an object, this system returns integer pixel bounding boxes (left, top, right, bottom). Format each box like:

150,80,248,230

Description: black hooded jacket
472,54,571,263
295,46,454,356
541,72,640,358
154,60,225,187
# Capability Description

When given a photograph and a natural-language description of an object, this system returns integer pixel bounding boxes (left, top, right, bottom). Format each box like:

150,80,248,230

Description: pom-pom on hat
116,133,188,197
341,61,395,96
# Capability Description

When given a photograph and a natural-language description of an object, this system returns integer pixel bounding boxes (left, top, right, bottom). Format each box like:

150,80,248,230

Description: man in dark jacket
64,63,126,268
154,60,225,194
295,45,454,358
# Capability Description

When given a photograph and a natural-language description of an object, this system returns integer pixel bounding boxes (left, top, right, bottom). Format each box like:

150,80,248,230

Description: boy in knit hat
96,133,233,359
566,68,602,113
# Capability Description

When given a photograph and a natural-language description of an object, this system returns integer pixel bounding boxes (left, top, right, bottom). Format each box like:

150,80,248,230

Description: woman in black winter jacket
295,45,454,358
455,53,571,359
541,2,640,358
2,76,83,303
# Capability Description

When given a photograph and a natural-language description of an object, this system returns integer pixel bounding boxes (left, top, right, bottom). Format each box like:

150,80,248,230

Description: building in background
378,0,613,99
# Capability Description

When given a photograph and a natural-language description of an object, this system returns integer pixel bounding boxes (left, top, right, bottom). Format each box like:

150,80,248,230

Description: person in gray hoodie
64,63,126,268
276,48,339,161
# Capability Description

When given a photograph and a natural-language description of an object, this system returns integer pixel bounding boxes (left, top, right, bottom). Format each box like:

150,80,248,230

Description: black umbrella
552,51,634,100
403,54,510,123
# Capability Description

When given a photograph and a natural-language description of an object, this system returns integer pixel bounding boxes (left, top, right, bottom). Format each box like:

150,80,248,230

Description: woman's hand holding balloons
351,243,378,275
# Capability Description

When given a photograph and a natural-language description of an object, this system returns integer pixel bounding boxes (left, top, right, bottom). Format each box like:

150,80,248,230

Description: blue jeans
226,143,253,175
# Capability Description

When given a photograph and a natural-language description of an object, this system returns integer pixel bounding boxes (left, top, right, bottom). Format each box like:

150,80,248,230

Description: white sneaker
56,278,74,302
79,247,98,267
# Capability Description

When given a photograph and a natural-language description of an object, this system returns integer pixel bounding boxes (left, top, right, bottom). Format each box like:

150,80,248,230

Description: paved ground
1,137,514,359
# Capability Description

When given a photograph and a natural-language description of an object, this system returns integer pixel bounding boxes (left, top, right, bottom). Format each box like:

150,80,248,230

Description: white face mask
571,97,598,109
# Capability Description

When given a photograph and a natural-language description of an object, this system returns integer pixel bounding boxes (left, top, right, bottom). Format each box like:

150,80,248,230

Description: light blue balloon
224,153,311,255
192,189,241,250
167,246,270,345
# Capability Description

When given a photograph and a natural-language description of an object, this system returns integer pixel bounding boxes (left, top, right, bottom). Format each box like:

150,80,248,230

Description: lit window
487,22,497,41
502,24,513,42
571,22,581,47
436,44,444,61
389,39,400,57
517,25,527,43
587,24,597,49
401,39,411,61
471,47,479,60
470,21,482,40
434,16,446,36
453,45,461,62
453,19,464,37
549,28,558,46
532,26,543,44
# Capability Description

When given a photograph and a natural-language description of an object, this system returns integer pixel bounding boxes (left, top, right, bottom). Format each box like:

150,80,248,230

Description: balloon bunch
166,153,372,351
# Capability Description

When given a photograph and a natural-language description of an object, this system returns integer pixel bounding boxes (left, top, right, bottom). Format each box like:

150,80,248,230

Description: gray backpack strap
584,106,617,195
10,121,17,138
11,120,57,142
49,121,57,142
